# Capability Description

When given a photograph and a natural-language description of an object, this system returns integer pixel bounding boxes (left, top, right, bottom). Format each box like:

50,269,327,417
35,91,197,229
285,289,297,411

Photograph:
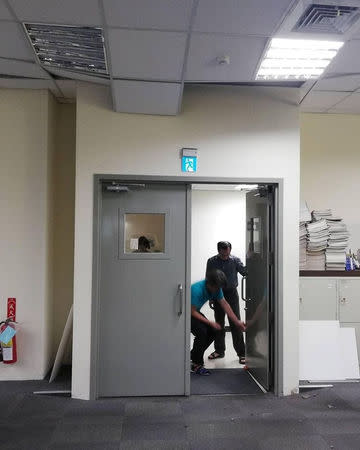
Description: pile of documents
299,202,311,269
326,217,349,270
305,219,329,270
300,205,350,271
312,209,333,222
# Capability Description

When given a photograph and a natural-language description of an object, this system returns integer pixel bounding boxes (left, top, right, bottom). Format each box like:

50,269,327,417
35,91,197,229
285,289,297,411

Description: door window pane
253,217,261,253
124,213,165,254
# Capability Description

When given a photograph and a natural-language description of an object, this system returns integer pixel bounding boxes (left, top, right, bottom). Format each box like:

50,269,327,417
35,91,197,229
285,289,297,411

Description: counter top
300,270,360,277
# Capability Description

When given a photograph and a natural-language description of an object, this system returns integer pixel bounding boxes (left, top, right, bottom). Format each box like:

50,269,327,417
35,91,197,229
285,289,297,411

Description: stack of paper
326,220,349,271
312,209,333,221
299,223,307,269
299,202,311,269
305,219,329,270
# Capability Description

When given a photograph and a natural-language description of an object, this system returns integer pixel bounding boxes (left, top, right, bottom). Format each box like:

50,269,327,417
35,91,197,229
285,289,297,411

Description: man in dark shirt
206,241,247,364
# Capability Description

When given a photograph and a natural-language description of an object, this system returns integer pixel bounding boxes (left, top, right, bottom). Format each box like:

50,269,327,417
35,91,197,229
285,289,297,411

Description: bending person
191,269,246,375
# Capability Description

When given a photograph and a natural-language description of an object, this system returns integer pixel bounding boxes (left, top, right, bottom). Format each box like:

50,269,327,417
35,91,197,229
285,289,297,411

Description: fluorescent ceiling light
256,38,343,81
234,184,258,191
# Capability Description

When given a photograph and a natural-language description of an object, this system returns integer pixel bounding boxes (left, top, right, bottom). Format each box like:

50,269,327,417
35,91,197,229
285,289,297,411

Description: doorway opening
91,176,279,400
190,183,276,396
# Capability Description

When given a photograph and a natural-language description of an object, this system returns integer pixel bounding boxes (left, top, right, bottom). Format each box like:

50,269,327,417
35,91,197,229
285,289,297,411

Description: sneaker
191,364,211,376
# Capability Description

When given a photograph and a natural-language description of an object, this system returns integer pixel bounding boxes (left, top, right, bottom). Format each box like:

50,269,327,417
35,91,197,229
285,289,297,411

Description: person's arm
191,305,221,330
236,257,248,277
218,298,246,331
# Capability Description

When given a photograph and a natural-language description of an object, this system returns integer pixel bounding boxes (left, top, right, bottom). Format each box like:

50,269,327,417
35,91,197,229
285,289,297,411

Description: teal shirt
191,280,224,311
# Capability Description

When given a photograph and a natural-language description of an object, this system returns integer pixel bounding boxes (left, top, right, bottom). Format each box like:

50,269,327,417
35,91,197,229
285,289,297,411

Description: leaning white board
299,321,345,381
340,327,360,379
49,305,73,383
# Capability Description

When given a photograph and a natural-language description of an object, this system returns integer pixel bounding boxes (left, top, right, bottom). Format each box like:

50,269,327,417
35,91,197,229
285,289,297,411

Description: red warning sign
7,298,16,321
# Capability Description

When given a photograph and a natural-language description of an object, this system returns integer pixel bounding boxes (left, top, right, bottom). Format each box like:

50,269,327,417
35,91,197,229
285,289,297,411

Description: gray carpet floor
0,368,359,449
191,368,262,395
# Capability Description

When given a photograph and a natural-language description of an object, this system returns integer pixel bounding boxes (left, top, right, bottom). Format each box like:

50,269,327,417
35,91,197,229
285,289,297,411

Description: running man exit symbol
181,148,198,173
182,156,197,172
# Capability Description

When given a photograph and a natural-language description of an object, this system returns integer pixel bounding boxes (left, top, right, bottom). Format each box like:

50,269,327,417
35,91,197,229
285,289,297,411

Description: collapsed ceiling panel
24,23,108,76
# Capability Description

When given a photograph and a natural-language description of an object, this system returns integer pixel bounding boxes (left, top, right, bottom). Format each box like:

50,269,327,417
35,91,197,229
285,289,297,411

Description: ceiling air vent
294,4,360,34
24,23,108,76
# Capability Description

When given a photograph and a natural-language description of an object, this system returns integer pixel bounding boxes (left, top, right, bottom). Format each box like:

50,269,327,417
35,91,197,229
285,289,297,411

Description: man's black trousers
191,313,216,366
213,287,245,357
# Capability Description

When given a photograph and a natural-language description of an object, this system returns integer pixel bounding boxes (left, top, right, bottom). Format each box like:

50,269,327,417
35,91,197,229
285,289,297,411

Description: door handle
241,276,251,302
177,284,183,316
241,276,246,301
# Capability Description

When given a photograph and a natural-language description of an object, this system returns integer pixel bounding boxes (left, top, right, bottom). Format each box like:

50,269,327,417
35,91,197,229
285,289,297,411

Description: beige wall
0,89,52,379
52,103,76,362
301,113,360,250
0,90,76,379
73,84,300,399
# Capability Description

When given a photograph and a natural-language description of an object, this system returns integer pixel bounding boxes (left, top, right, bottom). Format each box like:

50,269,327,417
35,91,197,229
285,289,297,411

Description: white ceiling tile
103,0,194,30
193,0,294,35
330,93,360,113
108,29,187,80
186,34,266,82
10,0,102,25
0,22,34,60
314,75,360,92
56,80,77,99
300,91,349,112
0,58,49,78
0,0,13,20
326,40,360,74
113,80,181,115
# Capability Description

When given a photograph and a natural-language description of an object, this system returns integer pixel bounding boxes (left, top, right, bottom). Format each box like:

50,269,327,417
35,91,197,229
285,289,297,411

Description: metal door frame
90,175,283,399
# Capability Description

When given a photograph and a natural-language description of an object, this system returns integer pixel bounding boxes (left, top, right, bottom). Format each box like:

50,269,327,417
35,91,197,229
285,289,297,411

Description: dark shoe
239,356,246,365
208,351,225,360
191,364,211,375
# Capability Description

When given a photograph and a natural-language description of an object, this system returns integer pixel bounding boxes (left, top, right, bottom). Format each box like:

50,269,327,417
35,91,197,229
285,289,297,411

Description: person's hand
209,321,222,331
237,320,246,331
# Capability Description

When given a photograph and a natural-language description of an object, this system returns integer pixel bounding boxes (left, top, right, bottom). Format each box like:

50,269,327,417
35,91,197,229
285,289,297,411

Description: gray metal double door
243,186,275,391
98,183,187,397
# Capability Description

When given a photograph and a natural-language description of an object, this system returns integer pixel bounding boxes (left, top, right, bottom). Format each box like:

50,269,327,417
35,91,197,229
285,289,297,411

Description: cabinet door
299,278,337,320
340,323,360,367
339,279,360,323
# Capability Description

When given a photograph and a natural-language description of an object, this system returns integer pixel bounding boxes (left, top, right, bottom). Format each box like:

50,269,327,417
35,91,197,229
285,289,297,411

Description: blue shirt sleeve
190,283,198,307
214,288,224,301
235,257,247,276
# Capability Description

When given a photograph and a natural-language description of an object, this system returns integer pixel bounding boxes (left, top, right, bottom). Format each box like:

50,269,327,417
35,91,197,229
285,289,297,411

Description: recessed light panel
24,23,108,76
256,38,343,81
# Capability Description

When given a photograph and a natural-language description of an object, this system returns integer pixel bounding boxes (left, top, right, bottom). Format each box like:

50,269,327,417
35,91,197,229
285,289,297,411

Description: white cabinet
299,278,337,320
339,279,360,323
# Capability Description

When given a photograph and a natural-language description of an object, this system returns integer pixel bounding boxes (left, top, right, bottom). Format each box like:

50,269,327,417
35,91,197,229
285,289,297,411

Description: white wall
0,89,53,380
191,189,246,321
74,83,300,398
301,113,360,250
